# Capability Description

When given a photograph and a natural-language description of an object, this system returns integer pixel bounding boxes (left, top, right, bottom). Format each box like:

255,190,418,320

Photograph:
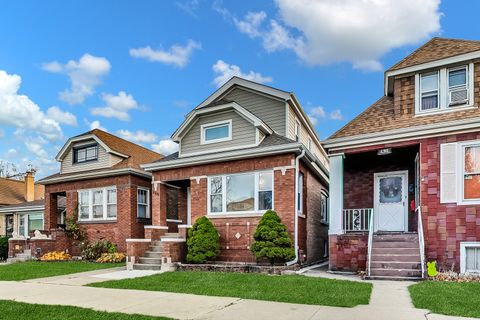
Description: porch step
149,245,163,252
144,251,163,258
372,241,419,248
372,247,420,255
370,268,422,278
133,263,162,271
138,257,163,264
371,254,420,262
162,233,182,239
371,261,421,269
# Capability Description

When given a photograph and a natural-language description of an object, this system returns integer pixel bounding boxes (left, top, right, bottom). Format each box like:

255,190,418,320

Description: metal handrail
416,206,426,278
366,209,374,277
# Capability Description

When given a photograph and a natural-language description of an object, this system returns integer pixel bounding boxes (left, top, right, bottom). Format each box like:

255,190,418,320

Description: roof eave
38,168,151,185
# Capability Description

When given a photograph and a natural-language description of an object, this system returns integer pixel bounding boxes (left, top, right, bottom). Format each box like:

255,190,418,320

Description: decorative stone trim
144,225,168,230
160,237,186,242
126,238,152,243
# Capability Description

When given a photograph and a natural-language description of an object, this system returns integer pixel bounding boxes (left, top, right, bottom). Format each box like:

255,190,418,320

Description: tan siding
60,140,113,174
224,88,286,135
287,106,296,140
180,110,256,156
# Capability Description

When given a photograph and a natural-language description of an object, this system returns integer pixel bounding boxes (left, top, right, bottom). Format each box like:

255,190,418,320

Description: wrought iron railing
416,206,426,278
342,208,372,232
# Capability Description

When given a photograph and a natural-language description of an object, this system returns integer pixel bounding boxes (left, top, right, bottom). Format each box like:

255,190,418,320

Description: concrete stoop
132,233,180,272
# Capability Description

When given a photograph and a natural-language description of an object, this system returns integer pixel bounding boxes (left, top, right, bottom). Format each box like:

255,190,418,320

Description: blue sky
0,0,479,178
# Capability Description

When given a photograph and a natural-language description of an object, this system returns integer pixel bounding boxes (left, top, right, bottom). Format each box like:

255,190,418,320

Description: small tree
251,210,295,265
186,216,220,263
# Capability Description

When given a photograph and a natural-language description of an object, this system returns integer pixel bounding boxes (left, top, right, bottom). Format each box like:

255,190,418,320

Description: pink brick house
323,38,480,279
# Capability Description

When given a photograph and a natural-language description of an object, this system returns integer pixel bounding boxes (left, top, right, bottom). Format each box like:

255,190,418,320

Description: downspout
286,149,306,266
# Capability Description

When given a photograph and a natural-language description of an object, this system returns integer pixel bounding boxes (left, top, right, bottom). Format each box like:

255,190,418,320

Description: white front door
374,171,408,232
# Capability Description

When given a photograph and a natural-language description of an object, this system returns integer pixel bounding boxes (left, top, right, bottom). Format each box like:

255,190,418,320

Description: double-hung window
295,120,300,142
137,188,150,219
463,144,480,201
201,120,232,144
420,72,439,111
416,63,473,114
448,66,469,106
321,192,329,223
77,186,117,221
297,172,304,216
73,144,98,163
208,171,273,214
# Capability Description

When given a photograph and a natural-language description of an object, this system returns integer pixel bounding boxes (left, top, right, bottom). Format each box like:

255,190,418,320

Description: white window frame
294,120,300,142
460,242,480,273
415,63,474,115
307,137,312,151
297,172,304,216
458,141,480,204
77,186,117,221
207,170,274,215
418,71,440,112
137,187,150,219
321,192,329,224
200,119,232,145
448,65,469,106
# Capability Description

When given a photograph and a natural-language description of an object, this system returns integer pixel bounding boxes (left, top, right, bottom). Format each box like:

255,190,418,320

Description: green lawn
0,300,172,320
90,271,372,307
409,281,480,318
0,261,121,281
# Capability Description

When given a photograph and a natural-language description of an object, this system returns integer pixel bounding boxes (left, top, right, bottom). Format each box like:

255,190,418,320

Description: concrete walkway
0,268,476,320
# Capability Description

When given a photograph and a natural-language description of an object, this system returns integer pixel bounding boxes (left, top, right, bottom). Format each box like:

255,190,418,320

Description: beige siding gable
223,87,286,135
60,139,117,174
180,109,257,156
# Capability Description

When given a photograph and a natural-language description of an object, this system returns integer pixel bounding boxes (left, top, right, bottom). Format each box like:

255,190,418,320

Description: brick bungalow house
323,38,480,279
129,77,330,269
0,171,44,237
35,129,162,253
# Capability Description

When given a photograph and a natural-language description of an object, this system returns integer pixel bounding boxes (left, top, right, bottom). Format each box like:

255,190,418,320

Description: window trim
297,172,304,217
200,120,232,145
460,242,480,273
415,63,474,116
294,120,300,142
207,170,274,215
137,187,150,219
321,191,329,224
459,141,480,204
448,65,469,107
77,186,117,222
419,71,440,112
73,143,98,164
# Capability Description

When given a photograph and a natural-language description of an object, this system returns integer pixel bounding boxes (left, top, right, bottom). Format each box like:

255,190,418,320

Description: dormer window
73,144,98,164
415,63,473,115
201,120,232,144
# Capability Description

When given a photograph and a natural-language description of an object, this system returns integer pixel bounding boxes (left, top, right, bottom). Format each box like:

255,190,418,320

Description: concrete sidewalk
0,278,475,320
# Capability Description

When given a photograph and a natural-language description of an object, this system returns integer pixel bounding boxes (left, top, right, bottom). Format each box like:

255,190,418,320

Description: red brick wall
329,234,368,272
151,154,327,263
44,174,151,252
420,132,480,271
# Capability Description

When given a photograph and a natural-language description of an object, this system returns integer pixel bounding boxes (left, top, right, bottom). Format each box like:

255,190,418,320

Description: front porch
328,144,425,278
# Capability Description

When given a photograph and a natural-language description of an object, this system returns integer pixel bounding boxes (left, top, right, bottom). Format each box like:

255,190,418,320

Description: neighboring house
0,171,44,237
139,77,330,265
37,129,162,252
323,38,480,278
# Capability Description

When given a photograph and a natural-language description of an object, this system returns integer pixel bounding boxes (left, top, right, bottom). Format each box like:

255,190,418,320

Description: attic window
201,120,232,144
73,144,98,164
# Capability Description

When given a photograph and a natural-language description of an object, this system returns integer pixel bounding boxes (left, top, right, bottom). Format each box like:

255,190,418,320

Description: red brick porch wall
152,154,326,263
329,234,368,272
44,174,152,252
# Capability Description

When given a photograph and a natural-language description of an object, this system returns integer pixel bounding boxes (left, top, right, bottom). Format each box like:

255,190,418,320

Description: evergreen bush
0,236,8,261
186,216,220,263
251,210,295,265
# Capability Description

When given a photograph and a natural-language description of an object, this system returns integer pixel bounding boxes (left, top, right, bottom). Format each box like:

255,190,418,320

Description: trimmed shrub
81,240,117,261
251,210,295,265
187,216,220,263
0,236,8,261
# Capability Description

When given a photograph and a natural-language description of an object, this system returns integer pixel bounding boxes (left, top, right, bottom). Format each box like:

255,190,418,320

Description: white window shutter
440,143,458,203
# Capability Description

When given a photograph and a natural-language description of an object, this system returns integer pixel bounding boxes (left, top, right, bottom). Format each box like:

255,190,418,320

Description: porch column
329,153,344,235
151,182,168,226
44,192,57,230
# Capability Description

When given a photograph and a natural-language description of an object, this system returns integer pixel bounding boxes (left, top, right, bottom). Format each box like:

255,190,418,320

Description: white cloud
176,0,200,17
229,0,441,71
90,91,139,121
116,129,157,144
0,70,62,140
212,60,273,87
88,120,107,131
151,138,179,156
329,109,344,121
24,136,48,159
308,106,326,126
42,53,111,104
130,40,201,68
46,106,77,126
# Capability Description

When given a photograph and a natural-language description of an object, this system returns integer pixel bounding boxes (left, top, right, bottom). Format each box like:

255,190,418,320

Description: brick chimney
25,170,35,202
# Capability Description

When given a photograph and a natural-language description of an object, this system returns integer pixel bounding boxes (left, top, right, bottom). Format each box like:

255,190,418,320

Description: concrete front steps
367,233,423,280
133,233,181,271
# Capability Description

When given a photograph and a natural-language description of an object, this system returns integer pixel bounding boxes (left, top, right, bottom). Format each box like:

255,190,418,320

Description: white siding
60,140,118,174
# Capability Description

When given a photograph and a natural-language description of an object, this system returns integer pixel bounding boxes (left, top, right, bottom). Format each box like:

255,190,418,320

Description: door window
379,177,402,203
